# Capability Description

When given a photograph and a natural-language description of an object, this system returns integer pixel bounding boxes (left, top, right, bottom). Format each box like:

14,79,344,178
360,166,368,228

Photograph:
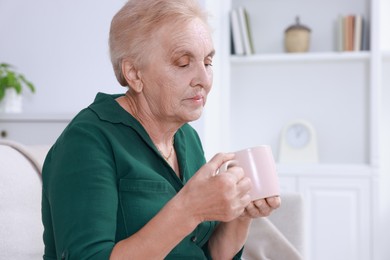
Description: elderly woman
41,0,280,259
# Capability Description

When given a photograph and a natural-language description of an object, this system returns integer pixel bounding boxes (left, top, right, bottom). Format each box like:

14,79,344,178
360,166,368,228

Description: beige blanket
243,216,303,260
0,140,45,259
0,139,49,174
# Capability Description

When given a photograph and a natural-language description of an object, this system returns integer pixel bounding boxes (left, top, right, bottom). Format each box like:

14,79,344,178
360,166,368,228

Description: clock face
286,123,311,149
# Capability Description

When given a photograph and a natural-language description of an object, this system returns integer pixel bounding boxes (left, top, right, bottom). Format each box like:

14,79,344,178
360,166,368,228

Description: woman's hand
177,153,252,224
241,196,281,218
177,154,281,259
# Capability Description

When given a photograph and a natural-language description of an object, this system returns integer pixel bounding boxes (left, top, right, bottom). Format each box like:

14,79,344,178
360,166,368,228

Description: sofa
0,140,304,259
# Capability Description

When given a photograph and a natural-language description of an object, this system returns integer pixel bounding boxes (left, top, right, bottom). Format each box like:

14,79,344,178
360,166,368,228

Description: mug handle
215,160,239,176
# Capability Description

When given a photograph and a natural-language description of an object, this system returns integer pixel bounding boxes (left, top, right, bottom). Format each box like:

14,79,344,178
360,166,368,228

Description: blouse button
191,236,197,242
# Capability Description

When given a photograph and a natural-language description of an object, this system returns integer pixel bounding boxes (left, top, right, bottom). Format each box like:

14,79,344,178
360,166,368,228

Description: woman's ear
122,59,143,93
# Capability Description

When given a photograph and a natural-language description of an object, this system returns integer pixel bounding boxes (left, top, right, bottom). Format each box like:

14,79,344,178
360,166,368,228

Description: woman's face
139,18,214,124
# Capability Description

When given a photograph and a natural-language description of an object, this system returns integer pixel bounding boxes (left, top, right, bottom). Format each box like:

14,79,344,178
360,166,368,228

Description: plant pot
0,88,23,113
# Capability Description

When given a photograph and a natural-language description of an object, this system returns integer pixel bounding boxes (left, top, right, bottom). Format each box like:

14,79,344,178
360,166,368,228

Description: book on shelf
361,17,370,51
230,8,244,55
353,15,362,51
344,15,354,51
337,15,344,52
230,6,254,55
337,14,369,52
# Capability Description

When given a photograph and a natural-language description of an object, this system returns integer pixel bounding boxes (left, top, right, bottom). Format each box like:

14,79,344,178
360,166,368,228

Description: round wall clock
278,119,319,163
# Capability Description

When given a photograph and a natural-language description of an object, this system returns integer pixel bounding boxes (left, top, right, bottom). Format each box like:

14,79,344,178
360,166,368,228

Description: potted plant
0,63,36,113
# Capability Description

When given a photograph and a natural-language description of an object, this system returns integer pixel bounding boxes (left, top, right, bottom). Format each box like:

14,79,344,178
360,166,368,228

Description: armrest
242,193,305,260
268,192,305,254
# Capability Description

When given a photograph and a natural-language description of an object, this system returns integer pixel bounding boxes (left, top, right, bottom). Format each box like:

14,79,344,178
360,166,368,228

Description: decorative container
284,17,311,53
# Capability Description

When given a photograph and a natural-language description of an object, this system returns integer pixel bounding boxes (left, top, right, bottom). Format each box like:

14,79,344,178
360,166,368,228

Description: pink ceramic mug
220,145,280,201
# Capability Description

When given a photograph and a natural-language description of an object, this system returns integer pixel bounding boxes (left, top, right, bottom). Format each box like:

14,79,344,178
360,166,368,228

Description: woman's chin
182,109,204,123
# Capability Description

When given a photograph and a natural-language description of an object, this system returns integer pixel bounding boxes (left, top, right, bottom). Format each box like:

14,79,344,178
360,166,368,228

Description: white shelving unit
230,51,370,63
204,0,389,259
0,113,73,145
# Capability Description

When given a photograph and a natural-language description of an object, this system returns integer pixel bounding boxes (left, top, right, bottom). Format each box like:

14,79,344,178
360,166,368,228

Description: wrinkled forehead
156,18,214,57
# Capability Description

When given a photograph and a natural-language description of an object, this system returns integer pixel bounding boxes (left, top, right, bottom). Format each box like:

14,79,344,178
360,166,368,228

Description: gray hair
109,0,210,86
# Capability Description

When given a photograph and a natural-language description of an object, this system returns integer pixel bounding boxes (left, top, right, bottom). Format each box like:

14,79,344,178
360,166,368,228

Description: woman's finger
265,196,281,209
253,199,272,217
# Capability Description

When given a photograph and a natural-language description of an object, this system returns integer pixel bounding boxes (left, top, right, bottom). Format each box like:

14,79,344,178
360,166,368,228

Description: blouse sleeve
42,123,118,259
202,242,244,260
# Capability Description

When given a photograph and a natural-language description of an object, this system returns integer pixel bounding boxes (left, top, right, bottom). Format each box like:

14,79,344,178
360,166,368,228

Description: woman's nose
190,63,212,88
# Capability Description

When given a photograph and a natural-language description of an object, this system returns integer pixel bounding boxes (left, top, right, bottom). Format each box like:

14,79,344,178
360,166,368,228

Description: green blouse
42,93,243,260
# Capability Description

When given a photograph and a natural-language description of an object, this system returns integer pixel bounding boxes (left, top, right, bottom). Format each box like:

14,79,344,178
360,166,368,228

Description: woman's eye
175,56,190,68
205,60,213,67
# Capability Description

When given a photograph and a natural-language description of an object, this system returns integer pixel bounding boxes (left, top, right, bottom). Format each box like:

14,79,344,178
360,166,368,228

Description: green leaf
26,81,36,93
19,75,36,92
0,76,7,87
0,63,12,69
14,81,22,94
0,86,5,101
6,72,15,86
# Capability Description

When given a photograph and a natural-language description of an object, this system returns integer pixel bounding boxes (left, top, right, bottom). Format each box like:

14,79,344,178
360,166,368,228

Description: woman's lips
185,94,205,106
192,94,203,101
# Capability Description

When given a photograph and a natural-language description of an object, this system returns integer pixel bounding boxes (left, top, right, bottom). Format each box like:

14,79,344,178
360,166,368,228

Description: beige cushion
243,193,305,260
268,193,305,254
0,143,45,259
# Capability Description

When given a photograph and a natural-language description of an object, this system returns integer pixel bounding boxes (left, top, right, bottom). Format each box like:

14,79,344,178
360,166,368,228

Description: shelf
277,163,375,176
230,51,370,64
0,113,75,122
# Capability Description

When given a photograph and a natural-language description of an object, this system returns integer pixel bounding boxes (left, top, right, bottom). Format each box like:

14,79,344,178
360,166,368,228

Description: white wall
377,58,390,260
0,0,212,147
380,0,390,50
0,0,126,114
377,1,390,259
